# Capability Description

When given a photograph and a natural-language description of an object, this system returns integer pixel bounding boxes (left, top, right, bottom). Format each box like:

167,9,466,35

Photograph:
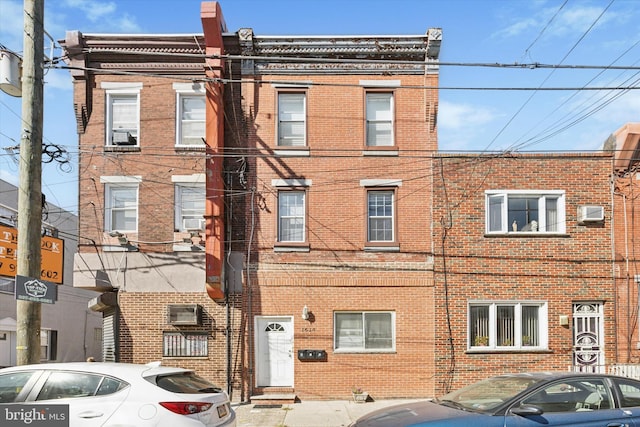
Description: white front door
255,316,294,387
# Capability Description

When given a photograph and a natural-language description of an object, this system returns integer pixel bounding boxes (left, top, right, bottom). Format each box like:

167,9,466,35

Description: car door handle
606,423,628,427
77,411,104,419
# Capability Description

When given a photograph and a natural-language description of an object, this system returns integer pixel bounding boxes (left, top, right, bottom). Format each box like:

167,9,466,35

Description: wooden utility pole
16,0,44,365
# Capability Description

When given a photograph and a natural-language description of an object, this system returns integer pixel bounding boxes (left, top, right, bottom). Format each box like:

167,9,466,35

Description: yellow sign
0,225,64,284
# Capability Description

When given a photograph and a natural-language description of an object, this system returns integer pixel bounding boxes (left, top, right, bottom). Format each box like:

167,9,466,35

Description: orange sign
0,225,64,284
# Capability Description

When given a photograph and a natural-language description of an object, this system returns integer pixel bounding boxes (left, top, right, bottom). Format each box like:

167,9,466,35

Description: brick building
61,1,443,401
431,153,615,394
61,0,631,403
610,123,640,364
60,26,243,391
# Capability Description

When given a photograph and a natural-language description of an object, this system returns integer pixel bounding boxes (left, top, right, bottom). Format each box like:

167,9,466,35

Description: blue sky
0,0,638,214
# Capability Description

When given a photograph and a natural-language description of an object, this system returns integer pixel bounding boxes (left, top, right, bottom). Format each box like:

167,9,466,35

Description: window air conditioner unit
112,130,137,145
182,218,205,231
578,205,604,223
167,304,202,326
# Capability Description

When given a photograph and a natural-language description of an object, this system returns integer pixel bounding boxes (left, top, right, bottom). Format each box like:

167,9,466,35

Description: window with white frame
102,83,142,146
175,184,205,231
278,92,306,146
469,301,547,350
163,332,208,357
277,190,305,242
174,83,205,146
486,190,565,234
105,184,138,232
334,311,395,352
367,190,394,242
366,92,394,146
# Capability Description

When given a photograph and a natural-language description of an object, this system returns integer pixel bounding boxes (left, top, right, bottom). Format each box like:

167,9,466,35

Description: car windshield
154,372,223,394
438,376,542,412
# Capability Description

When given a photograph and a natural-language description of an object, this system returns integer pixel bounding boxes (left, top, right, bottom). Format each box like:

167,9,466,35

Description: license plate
217,404,228,418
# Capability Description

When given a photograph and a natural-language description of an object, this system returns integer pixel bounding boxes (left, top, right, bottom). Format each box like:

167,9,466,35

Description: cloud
438,101,499,130
61,0,141,32
0,0,24,52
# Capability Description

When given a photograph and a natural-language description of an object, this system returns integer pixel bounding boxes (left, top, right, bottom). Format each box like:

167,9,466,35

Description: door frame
254,315,294,388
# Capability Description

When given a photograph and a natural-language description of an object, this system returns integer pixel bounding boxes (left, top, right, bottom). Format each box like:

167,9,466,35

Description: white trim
271,81,312,88
100,176,142,184
360,179,402,187
172,174,205,183
359,79,401,87
271,179,312,187
363,150,399,156
274,149,311,157
172,82,205,93
100,82,143,91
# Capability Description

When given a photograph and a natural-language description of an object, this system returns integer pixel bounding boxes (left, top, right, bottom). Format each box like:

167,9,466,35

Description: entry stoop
250,387,298,404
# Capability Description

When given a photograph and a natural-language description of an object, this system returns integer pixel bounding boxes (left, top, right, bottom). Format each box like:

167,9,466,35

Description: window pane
508,197,538,231
37,372,102,400
497,305,515,346
470,306,489,346
111,188,137,209
522,305,539,346
180,96,205,145
366,93,393,146
279,93,305,146
0,372,36,402
109,186,137,231
546,197,558,232
111,96,137,132
278,191,305,242
364,312,392,349
336,313,363,349
488,196,503,232
368,191,393,241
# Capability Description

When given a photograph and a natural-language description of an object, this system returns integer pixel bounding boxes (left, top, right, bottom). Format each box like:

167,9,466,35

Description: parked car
0,361,236,427
350,372,640,426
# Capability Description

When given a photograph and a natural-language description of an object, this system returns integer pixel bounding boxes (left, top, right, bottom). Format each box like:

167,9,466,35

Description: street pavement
232,398,424,427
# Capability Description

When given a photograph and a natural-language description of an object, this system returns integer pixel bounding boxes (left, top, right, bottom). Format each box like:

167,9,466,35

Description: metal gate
572,302,604,371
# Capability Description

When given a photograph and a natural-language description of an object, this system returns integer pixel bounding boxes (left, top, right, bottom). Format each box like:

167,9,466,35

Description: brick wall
118,292,244,395
432,154,614,394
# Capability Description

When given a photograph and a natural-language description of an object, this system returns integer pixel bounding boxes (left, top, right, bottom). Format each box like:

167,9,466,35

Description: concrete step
250,392,298,405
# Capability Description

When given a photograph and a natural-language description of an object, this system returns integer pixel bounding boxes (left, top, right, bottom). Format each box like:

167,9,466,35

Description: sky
0,0,638,214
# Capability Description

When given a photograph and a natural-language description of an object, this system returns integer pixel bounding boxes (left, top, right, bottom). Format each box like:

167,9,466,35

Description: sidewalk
232,398,422,427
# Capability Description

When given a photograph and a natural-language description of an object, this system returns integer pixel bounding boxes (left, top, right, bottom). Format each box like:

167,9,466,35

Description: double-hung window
174,83,205,147
368,190,394,242
486,190,565,234
334,311,395,352
366,92,394,146
277,92,306,146
175,184,205,231
469,301,547,350
278,190,305,242
102,82,142,146
102,176,140,233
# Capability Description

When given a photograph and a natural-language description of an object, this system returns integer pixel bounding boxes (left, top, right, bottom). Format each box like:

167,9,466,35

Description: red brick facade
432,154,615,394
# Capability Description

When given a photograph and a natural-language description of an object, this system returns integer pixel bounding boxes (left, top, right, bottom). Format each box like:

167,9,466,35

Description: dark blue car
350,372,640,427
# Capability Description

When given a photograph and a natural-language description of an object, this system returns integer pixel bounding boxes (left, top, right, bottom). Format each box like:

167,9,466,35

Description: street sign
0,224,64,284
15,275,57,304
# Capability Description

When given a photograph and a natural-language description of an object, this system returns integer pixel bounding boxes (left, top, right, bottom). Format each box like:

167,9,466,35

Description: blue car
350,372,640,426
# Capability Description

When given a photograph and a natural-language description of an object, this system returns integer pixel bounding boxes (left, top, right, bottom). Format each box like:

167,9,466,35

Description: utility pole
16,0,44,365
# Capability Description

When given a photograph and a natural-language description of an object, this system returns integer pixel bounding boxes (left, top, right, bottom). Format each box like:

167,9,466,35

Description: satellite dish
0,49,22,97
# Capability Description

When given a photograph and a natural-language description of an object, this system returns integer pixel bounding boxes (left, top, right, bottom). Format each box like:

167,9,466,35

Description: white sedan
0,361,236,427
